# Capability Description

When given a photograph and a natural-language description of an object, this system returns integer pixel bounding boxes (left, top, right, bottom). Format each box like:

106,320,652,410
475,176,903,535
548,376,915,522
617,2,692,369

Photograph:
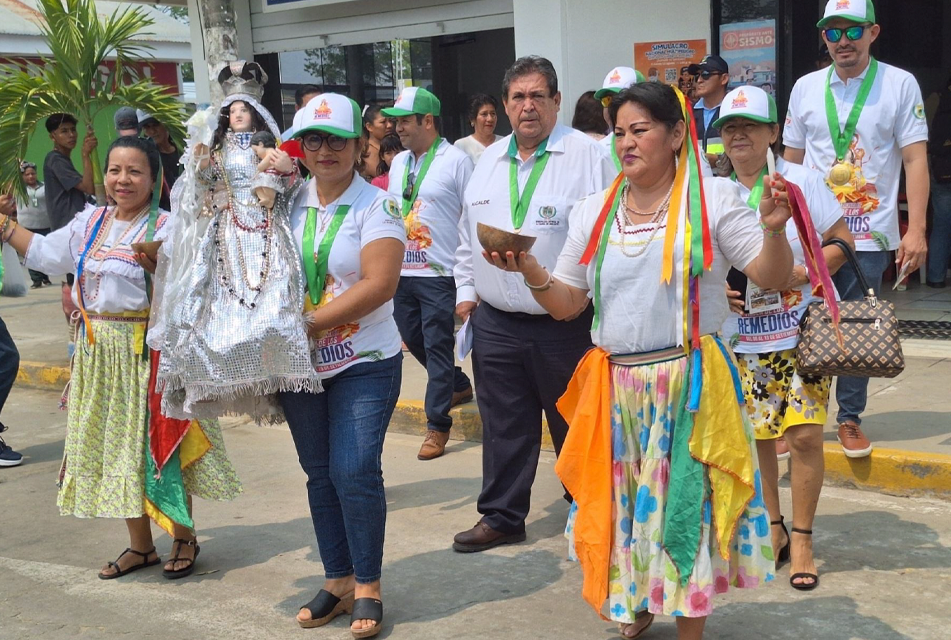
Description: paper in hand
455,316,473,361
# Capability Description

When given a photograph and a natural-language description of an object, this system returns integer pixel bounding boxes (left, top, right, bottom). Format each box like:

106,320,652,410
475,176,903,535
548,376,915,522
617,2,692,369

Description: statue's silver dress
155,130,320,423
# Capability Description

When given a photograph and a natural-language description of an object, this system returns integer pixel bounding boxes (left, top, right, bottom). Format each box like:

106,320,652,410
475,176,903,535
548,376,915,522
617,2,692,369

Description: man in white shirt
452,56,615,552
382,88,475,461
784,0,930,458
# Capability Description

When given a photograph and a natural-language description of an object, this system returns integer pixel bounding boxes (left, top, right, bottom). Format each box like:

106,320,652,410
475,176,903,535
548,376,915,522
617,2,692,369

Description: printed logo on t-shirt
383,199,400,219
312,275,364,373
914,103,926,120
537,205,557,225
825,134,883,247
734,288,805,345
403,200,432,270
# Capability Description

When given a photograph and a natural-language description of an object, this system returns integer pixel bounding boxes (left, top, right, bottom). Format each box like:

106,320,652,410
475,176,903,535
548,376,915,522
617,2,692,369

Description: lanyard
825,58,879,161
303,205,350,305
731,166,768,211
401,137,441,218
509,139,551,231
610,135,622,171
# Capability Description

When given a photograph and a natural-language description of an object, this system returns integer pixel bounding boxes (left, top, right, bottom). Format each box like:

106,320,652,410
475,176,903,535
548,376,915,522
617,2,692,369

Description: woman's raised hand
758,173,792,232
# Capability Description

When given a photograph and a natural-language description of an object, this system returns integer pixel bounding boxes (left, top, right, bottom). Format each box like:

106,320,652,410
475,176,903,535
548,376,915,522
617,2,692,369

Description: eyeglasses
696,71,724,80
402,172,416,201
300,133,349,152
823,25,866,42
599,95,613,108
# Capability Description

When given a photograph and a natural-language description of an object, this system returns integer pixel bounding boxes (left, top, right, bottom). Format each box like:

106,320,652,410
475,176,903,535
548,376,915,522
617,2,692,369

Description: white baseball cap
594,67,645,101
292,93,362,139
817,0,876,28
712,86,778,129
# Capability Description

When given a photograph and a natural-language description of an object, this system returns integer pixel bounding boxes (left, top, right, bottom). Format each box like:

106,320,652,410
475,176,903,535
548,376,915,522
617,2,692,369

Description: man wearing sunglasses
784,0,930,459
381,88,475,461
593,66,645,171
687,55,731,165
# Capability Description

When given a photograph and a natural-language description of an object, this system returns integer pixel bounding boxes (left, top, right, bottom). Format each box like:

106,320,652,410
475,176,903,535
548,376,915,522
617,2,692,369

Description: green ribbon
825,58,879,162
609,134,622,171
401,137,442,218
508,137,551,231
591,188,624,332
303,205,350,305
732,166,768,211
685,108,706,278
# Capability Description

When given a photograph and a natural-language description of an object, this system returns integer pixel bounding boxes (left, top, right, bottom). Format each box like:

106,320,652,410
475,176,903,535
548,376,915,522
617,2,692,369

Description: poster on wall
633,40,707,86
719,20,777,96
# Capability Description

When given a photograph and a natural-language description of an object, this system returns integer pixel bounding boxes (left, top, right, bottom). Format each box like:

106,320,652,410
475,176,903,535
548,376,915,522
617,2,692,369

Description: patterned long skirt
567,354,774,620
58,317,241,519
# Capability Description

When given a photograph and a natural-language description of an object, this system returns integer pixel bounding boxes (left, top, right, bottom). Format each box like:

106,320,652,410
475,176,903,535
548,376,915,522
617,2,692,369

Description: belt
609,345,686,367
86,310,150,323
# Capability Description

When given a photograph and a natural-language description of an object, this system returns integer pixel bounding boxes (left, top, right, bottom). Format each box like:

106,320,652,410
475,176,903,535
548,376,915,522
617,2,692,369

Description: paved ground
1,386,951,640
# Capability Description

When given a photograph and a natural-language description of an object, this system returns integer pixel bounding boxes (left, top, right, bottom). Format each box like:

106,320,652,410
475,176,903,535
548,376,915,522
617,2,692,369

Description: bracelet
0,215,11,241
759,220,785,237
524,269,554,292
2,220,18,243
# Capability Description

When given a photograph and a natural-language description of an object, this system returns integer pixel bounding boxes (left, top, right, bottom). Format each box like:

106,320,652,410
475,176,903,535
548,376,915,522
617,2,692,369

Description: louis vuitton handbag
796,238,904,378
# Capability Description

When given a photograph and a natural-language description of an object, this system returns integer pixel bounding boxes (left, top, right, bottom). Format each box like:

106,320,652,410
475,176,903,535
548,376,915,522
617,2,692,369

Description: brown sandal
619,611,655,638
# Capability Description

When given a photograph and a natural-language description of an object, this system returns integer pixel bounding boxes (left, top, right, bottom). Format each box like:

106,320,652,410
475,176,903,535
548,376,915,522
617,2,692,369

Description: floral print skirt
566,355,774,620
58,318,241,519
735,349,831,440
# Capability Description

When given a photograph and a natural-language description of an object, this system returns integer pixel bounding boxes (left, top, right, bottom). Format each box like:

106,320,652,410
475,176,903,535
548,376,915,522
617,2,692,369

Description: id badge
746,283,783,315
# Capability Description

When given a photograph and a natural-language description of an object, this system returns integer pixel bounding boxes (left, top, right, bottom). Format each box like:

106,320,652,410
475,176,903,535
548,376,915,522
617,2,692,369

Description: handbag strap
822,237,875,298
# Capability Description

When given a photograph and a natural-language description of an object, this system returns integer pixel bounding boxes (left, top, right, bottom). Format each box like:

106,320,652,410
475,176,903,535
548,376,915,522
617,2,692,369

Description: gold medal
829,162,853,187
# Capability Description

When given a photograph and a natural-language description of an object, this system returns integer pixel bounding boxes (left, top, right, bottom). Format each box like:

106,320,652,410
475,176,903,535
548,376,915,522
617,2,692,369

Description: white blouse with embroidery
25,204,170,314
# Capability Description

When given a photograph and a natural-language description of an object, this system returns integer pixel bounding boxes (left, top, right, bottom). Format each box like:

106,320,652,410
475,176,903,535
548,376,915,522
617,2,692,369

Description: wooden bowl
477,222,537,256
131,240,164,262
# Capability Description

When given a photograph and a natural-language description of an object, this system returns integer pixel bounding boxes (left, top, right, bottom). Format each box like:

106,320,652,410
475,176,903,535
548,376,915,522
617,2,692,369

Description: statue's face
229,101,253,132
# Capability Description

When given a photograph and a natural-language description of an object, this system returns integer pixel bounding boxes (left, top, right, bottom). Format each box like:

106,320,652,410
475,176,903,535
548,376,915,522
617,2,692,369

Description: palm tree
0,0,186,203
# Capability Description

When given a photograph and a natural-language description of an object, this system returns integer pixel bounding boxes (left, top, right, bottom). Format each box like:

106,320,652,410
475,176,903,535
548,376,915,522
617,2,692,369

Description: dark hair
45,113,77,133
377,133,404,177
105,136,161,183
412,113,441,132
571,91,607,135
467,93,499,123
363,104,384,128
213,100,269,151
502,55,558,101
295,84,322,108
608,83,683,133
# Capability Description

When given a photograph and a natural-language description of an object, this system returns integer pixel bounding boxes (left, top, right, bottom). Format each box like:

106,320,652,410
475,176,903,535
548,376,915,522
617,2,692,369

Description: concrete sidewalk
2,386,951,640
4,283,951,500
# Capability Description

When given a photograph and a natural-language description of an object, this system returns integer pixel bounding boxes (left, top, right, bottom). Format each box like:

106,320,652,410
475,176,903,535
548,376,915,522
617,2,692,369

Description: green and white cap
593,67,645,100
817,0,876,27
711,86,778,129
293,93,362,139
381,87,441,117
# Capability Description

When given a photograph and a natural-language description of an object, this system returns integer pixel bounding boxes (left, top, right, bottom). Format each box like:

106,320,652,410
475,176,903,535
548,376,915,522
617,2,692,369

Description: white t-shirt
721,159,843,353
387,139,473,278
783,60,928,251
25,204,170,313
289,173,407,378
454,135,502,165
553,177,763,354
455,124,616,313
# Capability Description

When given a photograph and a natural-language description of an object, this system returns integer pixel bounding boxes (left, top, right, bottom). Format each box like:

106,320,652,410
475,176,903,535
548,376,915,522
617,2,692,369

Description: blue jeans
831,250,891,425
278,354,402,584
928,180,951,284
393,276,471,433
0,316,20,422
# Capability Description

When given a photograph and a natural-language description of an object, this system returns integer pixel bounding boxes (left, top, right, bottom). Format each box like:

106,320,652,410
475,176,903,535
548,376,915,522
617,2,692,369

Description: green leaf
871,231,890,252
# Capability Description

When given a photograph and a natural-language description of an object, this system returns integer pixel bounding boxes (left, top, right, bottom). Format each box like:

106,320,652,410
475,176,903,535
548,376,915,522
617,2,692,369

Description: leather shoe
452,521,526,553
837,421,873,458
450,386,474,407
417,430,451,460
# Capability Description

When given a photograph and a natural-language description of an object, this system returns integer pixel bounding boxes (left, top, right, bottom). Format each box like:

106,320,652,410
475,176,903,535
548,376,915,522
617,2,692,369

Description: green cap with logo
292,93,363,139
817,0,876,27
381,87,442,117
711,86,778,129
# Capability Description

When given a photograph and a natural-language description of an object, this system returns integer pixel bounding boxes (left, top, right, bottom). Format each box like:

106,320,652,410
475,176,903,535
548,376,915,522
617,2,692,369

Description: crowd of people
0,1,949,638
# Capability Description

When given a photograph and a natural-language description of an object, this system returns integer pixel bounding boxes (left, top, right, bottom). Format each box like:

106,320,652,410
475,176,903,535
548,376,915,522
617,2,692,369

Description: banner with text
634,39,708,86
719,20,777,97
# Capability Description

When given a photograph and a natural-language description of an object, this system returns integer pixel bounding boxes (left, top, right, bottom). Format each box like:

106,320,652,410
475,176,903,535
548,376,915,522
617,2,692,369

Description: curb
17,363,951,500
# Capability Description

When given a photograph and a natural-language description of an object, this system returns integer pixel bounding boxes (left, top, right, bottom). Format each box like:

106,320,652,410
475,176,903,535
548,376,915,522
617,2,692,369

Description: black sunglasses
823,25,867,42
402,172,416,201
301,132,349,152
696,71,724,80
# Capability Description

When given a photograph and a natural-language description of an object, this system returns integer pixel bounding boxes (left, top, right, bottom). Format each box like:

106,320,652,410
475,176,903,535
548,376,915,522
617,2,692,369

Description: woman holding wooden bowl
483,82,794,640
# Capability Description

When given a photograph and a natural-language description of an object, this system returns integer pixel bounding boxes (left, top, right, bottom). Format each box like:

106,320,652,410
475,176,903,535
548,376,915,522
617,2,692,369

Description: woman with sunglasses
283,93,406,639
716,85,853,592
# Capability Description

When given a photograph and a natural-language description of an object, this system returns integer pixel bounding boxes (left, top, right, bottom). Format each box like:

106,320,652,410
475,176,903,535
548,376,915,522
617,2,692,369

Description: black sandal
350,598,383,639
298,589,354,629
789,527,819,591
771,516,791,568
163,538,200,580
98,547,161,580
